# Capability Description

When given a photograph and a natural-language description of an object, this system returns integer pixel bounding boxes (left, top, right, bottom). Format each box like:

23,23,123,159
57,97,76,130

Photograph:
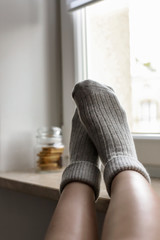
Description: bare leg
45,182,99,240
101,171,160,240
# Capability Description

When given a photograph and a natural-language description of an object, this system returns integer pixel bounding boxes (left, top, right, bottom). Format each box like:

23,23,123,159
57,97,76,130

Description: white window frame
60,0,160,177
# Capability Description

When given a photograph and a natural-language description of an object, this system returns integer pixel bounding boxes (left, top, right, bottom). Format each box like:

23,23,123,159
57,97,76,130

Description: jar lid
37,127,62,138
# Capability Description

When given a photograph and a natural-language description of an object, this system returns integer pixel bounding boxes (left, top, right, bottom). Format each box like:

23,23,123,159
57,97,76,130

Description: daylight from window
84,0,160,133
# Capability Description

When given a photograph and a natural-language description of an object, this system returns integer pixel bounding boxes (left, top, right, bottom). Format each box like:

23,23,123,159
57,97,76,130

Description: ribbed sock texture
73,80,151,196
60,110,101,200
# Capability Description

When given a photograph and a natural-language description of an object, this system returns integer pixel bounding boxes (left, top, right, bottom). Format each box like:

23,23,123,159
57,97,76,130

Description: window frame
68,0,103,11
60,0,160,177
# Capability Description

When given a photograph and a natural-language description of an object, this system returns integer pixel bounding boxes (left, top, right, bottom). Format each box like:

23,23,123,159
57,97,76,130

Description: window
61,0,160,175
68,0,101,11
141,100,158,122
74,0,160,133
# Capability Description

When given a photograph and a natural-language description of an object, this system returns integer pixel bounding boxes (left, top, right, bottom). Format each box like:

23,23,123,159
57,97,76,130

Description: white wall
0,0,62,171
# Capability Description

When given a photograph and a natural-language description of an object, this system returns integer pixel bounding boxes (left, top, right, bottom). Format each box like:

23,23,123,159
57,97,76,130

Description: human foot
73,80,150,195
60,109,101,200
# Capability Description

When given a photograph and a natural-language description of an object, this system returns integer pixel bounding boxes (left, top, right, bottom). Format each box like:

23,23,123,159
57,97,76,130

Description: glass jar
35,127,64,172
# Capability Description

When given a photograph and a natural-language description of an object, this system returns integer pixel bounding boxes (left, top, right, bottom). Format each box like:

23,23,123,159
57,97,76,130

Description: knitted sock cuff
60,161,101,201
104,156,151,196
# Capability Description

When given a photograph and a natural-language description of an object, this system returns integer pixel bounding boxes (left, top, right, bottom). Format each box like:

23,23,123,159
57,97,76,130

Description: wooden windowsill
0,170,159,212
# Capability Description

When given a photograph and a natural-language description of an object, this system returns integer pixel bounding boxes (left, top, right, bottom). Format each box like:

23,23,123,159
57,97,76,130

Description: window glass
83,0,160,133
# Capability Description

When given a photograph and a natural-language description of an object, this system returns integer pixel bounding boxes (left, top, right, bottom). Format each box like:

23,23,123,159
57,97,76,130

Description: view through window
82,0,160,133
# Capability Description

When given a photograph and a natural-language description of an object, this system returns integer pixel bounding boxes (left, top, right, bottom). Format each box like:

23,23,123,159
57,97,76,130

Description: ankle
62,182,96,202
111,170,150,196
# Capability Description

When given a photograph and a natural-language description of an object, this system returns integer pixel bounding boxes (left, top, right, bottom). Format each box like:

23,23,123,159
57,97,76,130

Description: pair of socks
60,80,150,200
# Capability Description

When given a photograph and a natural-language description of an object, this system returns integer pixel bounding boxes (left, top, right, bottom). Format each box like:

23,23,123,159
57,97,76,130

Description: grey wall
0,188,57,240
0,188,106,240
0,0,62,171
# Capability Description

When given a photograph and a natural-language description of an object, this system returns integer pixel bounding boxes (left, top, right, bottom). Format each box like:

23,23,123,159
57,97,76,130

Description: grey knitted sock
73,80,150,196
60,109,101,200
